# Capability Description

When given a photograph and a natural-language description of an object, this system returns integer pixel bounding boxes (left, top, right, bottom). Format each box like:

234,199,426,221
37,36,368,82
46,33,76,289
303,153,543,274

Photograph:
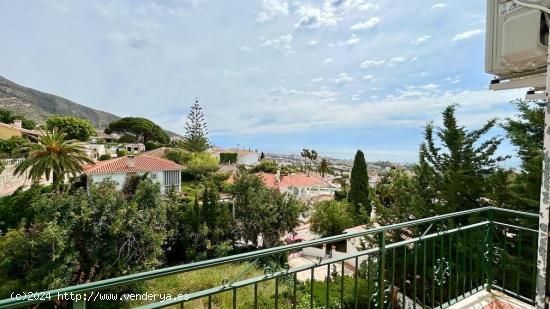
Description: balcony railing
0,206,539,308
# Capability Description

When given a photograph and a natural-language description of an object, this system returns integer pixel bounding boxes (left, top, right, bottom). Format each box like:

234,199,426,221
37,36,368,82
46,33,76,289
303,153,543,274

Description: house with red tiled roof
84,155,183,194
256,172,334,200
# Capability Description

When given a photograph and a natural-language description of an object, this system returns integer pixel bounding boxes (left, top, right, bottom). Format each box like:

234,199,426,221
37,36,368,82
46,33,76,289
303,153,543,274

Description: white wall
238,153,260,166
89,171,168,193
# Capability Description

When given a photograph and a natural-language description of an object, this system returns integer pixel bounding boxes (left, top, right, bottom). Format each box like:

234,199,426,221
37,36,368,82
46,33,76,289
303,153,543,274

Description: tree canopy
0,108,36,130
502,100,544,212
349,150,370,215
105,117,170,144
46,115,96,141
231,173,304,248
310,200,354,237
0,179,168,295
416,104,507,214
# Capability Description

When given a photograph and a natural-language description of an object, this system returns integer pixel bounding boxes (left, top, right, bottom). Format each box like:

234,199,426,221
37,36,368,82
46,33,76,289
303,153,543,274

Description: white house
84,155,182,194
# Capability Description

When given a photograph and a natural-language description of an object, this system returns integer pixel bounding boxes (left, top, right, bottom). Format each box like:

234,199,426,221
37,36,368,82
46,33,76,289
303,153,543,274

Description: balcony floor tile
448,290,533,309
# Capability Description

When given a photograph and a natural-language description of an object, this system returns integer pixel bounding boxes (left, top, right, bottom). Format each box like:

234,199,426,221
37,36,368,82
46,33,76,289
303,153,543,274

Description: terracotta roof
0,122,42,136
84,155,183,174
142,147,179,158
257,172,330,189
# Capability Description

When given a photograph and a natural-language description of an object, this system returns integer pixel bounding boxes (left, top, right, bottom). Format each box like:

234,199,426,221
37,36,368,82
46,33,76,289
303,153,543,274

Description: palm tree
319,158,329,178
308,150,318,176
14,128,94,190
301,148,310,173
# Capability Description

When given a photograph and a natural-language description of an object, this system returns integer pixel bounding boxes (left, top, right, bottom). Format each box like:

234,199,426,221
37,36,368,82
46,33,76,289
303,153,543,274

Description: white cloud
337,34,360,46
360,59,385,68
431,3,446,9
256,0,289,23
420,83,439,91
240,45,251,51
308,40,319,46
322,57,334,64
260,34,293,52
333,72,354,84
362,74,376,81
294,4,337,29
452,29,483,41
411,35,431,45
294,0,379,29
206,88,525,135
389,56,407,65
311,77,323,82
350,17,380,31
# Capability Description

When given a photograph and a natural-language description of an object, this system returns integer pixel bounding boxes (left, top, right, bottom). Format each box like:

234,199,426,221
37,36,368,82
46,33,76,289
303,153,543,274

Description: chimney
127,155,135,168
276,169,281,183
12,119,22,128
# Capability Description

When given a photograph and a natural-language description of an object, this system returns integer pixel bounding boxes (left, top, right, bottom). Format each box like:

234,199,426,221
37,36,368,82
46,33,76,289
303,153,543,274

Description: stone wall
0,159,33,196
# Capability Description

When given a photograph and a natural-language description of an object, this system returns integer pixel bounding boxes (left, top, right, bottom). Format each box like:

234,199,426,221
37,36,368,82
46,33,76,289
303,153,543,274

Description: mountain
0,75,181,137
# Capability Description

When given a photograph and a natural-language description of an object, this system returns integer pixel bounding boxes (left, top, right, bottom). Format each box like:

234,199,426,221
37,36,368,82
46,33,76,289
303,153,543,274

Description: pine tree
349,150,370,215
417,105,507,214
182,99,210,152
502,100,544,212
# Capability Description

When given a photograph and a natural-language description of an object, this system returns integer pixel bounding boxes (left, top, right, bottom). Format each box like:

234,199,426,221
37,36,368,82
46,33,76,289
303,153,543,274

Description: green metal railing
0,206,539,308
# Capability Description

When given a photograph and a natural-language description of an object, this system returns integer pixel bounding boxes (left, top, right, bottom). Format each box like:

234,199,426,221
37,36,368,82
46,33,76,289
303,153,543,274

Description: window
163,170,180,191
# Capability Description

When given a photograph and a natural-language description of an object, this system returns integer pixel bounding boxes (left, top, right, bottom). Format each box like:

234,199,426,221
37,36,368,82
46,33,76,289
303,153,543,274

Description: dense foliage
46,115,96,141
105,117,170,144
416,105,506,215
0,136,27,156
309,200,354,236
0,179,168,297
231,173,304,248
164,149,190,165
0,108,36,130
349,150,370,215
219,152,238,164
502,100,544,212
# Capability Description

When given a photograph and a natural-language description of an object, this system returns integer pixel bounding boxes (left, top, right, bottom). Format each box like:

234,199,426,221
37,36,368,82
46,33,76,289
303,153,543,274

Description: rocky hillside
0,75,181,137
0,75,119,129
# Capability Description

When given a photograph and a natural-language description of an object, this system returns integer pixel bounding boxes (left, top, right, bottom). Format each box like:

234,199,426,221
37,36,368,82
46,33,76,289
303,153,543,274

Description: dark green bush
219,152,238,164
98,153,112,161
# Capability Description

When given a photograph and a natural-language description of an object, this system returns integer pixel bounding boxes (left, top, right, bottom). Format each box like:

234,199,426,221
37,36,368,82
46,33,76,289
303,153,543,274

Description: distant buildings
256,171,334,201
209,147,260,166
84,155,183,194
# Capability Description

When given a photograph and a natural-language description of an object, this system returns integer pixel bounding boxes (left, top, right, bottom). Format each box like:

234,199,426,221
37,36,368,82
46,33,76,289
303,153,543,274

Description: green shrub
117,149,129,157
165,150,191,165
219,152,238,164
98,153,112,161
145,141,161,151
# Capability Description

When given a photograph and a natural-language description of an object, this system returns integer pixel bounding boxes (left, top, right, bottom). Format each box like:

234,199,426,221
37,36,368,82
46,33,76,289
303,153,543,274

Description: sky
0,0,529,163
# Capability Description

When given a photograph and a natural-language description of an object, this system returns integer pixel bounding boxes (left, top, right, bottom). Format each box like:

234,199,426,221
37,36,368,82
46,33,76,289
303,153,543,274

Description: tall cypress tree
182,99,210,152
502,100,544,212
349,150,370,215
417,105,507,214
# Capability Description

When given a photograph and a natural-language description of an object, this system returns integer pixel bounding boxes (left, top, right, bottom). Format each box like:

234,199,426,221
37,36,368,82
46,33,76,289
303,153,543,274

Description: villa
84,154,182,194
